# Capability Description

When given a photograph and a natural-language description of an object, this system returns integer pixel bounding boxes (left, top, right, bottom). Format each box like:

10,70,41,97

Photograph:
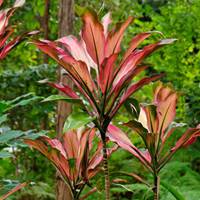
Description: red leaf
34,40,95,92
105,16,133,58
82,11,105,66
43,137,67,158
0,31,39,59
171,128,200,152
122,32,151,62
1,182,26,200
154,84,177,134
110,74,163,118
63,130,79,159
48,82,79,99
0,28,14,48
99,53,118,94
107,124,151,165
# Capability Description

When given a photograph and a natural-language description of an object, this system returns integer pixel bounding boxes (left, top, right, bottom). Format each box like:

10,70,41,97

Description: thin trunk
153,173,160,200
43,0,50,63
100,128,110,200
36,0,51,63
102,139,110,200
56,0,74,200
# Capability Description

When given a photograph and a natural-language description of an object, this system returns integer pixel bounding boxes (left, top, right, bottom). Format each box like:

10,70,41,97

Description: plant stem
102,138,110,200
153,173,160,200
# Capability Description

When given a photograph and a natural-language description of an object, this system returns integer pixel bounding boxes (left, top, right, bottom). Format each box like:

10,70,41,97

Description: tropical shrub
33,10,175,199
0,0,37,60
25,128,117,199
111,83,200,199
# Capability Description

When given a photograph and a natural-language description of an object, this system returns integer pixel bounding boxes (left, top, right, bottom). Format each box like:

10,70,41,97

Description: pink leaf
107,124,151,164
102,12,112,38
57,35,97,71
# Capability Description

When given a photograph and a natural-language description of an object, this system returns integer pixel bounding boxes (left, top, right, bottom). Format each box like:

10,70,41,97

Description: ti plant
117,83,200,200
0,0,38,60
25,128,118,200
33,9,176,199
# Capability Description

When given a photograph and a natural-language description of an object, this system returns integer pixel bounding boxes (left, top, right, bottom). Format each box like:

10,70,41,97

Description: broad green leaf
0,151,13,158
0,115,7,125
161,181,186,200
0,101,10,114
124,120,148,141
0,130,25,143
63,110,93,132
42,95,81,104
22,130,48,140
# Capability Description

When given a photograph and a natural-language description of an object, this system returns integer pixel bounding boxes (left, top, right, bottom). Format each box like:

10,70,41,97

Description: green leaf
22,130,48,140
75,4,89,17
124,98,140,119
0,101,10,114
0,151,13,158
13,96,43,107
161,181,186,200
0,114,8,125
9,93,34,104
124,120,148,141
42,95,81,104
0,130,25,143
63,110,93,132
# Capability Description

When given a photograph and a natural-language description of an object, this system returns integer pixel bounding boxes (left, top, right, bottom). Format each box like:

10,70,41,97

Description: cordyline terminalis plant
115,83,200,200
33,10,176,199
25,128,118,200
0,0,37,60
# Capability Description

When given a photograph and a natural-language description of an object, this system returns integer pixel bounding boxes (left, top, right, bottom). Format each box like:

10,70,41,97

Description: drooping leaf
0,130,25,143
41,95,82,104
48,82,79,99
13,96,43,107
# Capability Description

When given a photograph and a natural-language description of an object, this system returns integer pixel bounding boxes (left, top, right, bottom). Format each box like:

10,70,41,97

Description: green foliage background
0,0,200,199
